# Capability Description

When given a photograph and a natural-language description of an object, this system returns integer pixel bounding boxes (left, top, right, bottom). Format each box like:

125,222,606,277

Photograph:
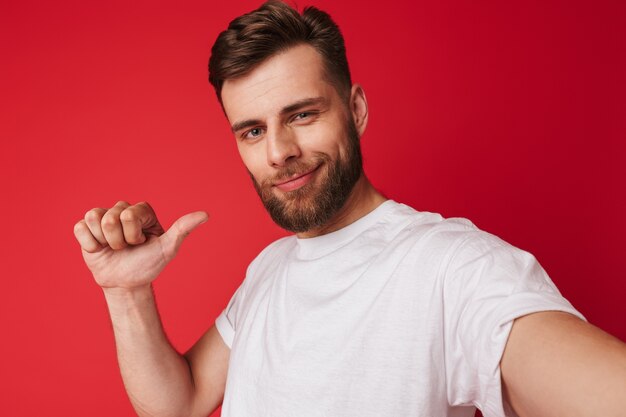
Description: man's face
221,44,365,233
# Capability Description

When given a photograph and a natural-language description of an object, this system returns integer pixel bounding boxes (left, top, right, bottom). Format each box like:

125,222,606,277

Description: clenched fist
73,201,208,290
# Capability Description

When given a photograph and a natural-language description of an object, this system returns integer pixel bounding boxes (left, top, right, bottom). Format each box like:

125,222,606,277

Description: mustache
262,154,329,186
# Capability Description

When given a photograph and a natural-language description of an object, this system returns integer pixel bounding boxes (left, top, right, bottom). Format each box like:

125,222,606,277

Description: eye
243,127,264,140
292,111,318,123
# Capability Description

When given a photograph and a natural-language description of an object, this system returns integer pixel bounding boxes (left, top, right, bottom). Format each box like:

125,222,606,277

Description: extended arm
501,311,626,417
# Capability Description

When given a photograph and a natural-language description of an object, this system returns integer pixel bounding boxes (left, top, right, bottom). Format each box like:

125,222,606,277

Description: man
73,1,626,417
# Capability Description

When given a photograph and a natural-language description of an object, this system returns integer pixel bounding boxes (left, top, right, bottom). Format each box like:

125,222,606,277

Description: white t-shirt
215,200,584,417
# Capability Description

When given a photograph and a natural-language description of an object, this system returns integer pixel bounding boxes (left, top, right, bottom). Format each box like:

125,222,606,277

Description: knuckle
137,201,152,211
115,200,130,207
100,215,118,229
73,220,86,235
136,201,155,217
84,208,103,222
119,208,136,223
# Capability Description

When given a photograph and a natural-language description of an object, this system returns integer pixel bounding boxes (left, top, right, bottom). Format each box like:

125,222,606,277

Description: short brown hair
208,0,352,104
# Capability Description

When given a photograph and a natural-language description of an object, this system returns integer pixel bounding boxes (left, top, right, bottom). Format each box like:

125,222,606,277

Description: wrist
102,284,161,331
102,284,154,308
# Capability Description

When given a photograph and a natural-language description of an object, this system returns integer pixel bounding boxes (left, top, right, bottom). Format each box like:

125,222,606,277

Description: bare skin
222,45,386,239
75,43,626,417
502,311,626,417
74,201,229,417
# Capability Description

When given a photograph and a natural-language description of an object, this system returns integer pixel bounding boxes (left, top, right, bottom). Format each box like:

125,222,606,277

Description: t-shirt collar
295,199,395,260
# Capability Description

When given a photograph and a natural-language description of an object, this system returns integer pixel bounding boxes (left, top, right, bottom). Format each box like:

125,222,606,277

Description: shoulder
384,201,483,254
387,202,537,275
229,235,296,301
245,234,296,275
384,200,476,235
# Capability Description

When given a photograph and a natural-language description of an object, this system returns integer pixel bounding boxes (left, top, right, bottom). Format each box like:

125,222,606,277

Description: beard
249,118,363,233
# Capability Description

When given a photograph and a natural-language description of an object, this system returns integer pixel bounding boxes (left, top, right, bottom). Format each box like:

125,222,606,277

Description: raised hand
73,201,208,290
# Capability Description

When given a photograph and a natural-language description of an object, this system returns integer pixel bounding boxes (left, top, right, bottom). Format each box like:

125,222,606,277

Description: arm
501,311,626,417
104,286,229,417
74,201,229,417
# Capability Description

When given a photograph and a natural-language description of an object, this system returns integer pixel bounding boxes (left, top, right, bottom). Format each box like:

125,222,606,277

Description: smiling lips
273,165,321,192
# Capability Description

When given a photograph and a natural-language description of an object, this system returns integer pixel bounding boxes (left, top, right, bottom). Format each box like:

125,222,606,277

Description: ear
349,83,368,136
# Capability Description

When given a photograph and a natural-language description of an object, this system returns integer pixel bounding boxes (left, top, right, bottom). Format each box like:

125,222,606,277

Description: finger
101,201,131,250
120,202,164,245
160,211,209,258
73,219,103,253
84,208,108,246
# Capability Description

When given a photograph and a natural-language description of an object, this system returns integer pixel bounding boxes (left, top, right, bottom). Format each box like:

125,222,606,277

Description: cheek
298,123,345,158
238,144,267,180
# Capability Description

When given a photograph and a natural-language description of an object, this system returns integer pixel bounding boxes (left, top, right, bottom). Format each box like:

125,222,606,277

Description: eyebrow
230,96,329,133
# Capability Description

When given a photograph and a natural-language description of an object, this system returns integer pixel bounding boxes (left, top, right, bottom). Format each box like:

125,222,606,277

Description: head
209,0,352,106
209,1,369,234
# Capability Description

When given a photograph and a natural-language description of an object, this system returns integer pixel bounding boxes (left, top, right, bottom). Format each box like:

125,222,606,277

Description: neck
296,173,387,239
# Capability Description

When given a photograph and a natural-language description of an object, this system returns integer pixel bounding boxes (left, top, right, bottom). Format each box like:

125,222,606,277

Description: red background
1,0,624,415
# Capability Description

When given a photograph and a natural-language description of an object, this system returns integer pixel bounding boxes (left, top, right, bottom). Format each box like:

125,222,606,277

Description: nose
266,125,301,167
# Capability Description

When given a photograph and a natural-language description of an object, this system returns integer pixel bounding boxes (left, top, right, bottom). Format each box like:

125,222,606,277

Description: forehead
221,44,337,123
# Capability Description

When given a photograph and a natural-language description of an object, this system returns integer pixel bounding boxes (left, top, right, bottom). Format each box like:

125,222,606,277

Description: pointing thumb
161,211,209,256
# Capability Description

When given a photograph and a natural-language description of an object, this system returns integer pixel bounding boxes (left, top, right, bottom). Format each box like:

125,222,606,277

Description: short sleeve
214,236,293,350
442,231,585,417
215,283,245,349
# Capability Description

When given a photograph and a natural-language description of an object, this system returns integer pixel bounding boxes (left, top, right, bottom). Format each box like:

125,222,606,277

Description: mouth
272,164,321,192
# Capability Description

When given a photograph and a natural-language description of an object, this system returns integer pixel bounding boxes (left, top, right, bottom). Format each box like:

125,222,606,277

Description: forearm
104,285,194,417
